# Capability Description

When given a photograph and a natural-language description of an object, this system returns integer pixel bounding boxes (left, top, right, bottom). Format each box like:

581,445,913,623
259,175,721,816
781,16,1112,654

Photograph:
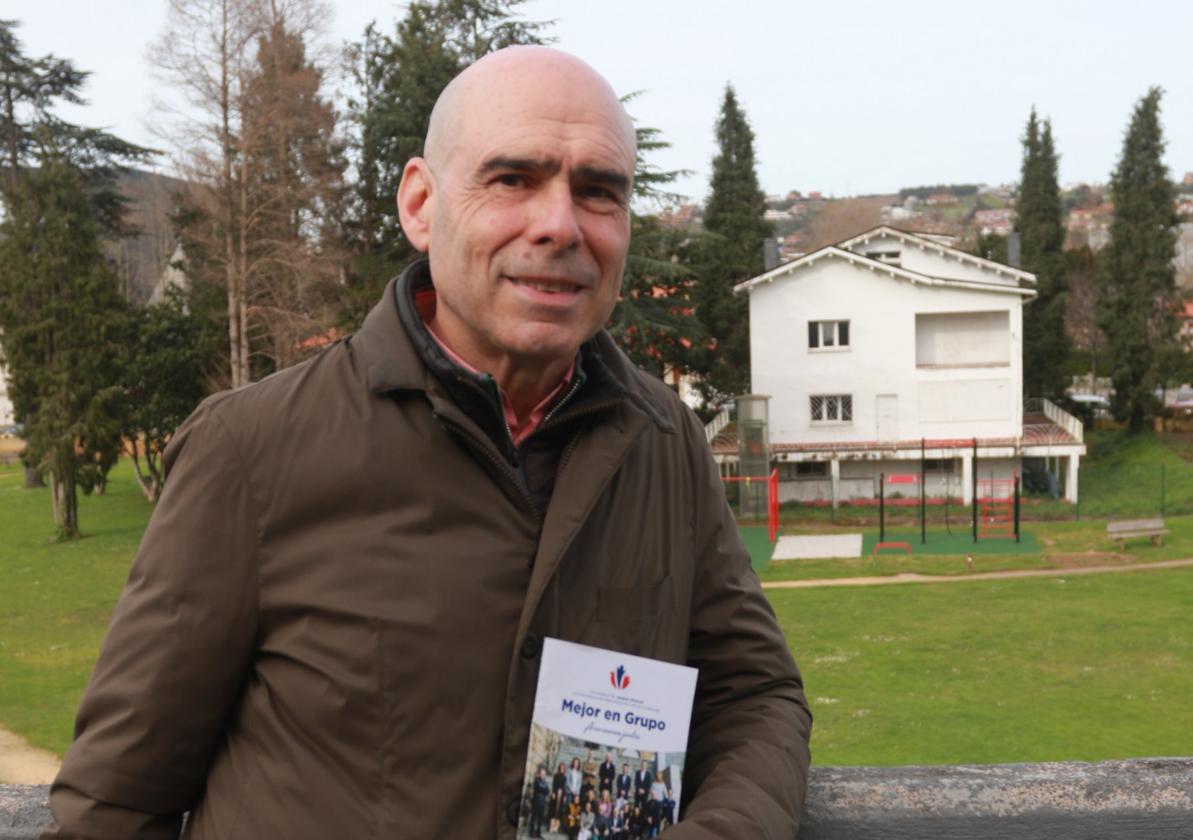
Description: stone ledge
4,758,1192,839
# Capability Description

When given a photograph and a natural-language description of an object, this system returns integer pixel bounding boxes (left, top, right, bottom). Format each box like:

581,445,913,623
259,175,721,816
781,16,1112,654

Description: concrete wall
748,258,1024,449
6,758,1191,839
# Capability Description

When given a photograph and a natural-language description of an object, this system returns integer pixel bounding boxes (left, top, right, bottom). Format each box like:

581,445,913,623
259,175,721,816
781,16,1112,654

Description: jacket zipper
542,375,586,426
436,413,539,518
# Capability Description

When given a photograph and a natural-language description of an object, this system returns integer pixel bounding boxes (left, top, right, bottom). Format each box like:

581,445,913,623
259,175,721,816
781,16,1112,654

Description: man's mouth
508,276,584,295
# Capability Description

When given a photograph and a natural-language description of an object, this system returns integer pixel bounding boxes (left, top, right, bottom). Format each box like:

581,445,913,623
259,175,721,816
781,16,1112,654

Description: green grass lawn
771,568,1193,765
5,451,1193,770
0,460,152,755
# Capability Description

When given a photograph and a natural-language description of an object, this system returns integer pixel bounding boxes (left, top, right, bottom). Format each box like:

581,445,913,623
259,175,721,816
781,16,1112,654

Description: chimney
1006,232,1021,268
763,238,780,272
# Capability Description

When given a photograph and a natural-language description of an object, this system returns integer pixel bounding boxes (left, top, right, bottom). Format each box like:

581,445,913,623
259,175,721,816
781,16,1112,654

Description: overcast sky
12,0,1193,203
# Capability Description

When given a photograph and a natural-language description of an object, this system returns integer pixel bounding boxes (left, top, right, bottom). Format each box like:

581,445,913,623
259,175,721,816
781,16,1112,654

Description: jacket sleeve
667,409,812,839
41,402,260,839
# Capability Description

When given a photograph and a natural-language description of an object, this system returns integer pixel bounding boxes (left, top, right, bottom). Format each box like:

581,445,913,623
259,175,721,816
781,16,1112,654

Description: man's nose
525,180,582,249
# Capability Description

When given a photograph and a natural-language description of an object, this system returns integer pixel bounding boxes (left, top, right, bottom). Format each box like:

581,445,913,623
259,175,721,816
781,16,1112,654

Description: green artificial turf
771,567,1193,765
738,525,774,571
863,530,1040,556
0,460,152,755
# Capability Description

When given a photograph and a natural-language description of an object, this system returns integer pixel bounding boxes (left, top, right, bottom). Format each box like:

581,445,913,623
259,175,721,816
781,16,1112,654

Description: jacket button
507,796,521,826
520,633,541,659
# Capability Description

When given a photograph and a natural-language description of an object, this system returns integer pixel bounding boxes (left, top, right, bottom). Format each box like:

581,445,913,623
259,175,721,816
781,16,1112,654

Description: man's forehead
425,47,635,170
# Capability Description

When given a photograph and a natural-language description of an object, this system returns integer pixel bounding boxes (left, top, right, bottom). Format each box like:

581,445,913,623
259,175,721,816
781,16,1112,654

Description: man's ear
397,157,433,252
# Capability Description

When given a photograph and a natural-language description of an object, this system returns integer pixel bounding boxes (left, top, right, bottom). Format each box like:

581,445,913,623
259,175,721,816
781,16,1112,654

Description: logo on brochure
609,664,631,690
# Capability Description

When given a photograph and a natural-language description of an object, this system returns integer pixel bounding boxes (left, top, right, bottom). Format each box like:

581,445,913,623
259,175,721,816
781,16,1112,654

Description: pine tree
0,19,151,230
1016,109,1070,401
1097,88,1178,432
343,0,545,328
607,111,703,378
0,153,130,538
0,19,149,489
692,84,771,406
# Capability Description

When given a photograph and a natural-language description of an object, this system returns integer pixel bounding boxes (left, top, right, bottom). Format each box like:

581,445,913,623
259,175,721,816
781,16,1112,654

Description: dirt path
0,726,59,784
761,557,1193,589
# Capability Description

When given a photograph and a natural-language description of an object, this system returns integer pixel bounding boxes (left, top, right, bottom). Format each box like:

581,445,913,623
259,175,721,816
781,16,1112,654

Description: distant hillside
108,169,188,305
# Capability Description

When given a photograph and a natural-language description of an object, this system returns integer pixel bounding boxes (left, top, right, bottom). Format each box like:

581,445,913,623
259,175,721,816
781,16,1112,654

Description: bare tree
238,1,347,371
151,0,343,386
149,0,262,387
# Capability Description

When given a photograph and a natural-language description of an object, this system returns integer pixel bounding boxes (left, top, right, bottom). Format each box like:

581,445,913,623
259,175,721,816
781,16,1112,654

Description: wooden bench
1107,518,1168,550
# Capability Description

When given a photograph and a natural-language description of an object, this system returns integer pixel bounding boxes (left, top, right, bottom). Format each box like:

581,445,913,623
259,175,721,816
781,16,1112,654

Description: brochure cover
516,638,698,839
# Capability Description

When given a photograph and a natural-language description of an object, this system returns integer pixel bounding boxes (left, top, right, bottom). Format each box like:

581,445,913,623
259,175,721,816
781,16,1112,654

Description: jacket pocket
596,575,675,622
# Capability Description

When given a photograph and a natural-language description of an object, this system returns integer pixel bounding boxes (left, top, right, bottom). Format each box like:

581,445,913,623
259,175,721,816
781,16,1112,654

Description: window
810,394,852,423
778,462,828,480
922,458,957,475
864,249,901,266
808,320,850,350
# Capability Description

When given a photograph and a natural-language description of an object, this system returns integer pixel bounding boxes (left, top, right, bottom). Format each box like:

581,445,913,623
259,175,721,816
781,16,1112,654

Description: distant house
727,225,1086,505
973,208,1016,236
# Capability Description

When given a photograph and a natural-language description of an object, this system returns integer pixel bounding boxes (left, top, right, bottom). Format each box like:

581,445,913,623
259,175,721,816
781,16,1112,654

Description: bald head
424,46,636,169
394,46,636,394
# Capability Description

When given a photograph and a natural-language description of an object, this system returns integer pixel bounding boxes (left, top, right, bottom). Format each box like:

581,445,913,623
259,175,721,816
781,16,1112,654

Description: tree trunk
24,465,44,488
58,469,79,539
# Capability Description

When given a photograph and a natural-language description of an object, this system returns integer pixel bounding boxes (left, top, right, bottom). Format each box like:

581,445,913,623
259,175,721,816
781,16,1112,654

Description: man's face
407,62,634,375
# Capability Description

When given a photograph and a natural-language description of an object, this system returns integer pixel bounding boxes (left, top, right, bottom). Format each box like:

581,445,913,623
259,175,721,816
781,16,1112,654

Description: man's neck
426,315,572,428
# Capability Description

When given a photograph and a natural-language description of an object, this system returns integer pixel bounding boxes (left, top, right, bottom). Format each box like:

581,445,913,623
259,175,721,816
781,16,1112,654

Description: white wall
0,359,14,427
854,233,1026,289
748,257,1024,446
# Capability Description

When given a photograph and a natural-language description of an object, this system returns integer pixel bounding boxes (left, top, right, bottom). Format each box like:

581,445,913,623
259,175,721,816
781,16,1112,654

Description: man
529,766,550,838
634,760,653,806
616,762,632,802
42,47,810,838
598,752,616,795
582,748,600,789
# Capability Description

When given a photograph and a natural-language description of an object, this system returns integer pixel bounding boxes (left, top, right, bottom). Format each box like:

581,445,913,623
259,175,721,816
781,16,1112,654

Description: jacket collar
351,259,675,435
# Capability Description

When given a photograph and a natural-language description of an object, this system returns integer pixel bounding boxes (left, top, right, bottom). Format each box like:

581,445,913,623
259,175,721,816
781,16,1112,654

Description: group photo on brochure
518,739,680,840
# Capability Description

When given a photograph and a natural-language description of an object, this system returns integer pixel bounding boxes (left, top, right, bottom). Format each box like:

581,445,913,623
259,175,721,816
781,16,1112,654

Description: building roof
836,226,1036,283
733,241,1037,299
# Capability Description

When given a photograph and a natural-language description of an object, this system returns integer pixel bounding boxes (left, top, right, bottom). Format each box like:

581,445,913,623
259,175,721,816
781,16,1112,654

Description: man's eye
578,184,621,205
495,173,528,188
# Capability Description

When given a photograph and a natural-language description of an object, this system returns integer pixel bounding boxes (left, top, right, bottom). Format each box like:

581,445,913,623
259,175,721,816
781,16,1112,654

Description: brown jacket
44,265,811,839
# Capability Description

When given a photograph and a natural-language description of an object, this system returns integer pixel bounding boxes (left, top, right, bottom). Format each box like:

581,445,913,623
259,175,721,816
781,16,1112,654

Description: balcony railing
1024,396,1084,445
5,758,1191,838
704,405,732,444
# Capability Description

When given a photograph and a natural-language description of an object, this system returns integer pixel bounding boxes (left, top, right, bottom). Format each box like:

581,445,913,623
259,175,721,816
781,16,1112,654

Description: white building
0,357,14,427
728,226,1085,505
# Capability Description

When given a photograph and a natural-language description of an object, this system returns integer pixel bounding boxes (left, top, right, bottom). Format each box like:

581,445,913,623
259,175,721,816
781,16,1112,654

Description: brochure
516,638,698,839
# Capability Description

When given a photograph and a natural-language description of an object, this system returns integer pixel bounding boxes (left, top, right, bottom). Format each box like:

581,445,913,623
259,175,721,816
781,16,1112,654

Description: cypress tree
1016,109,1070,401
1097,88,1178,432
692,84,771,405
